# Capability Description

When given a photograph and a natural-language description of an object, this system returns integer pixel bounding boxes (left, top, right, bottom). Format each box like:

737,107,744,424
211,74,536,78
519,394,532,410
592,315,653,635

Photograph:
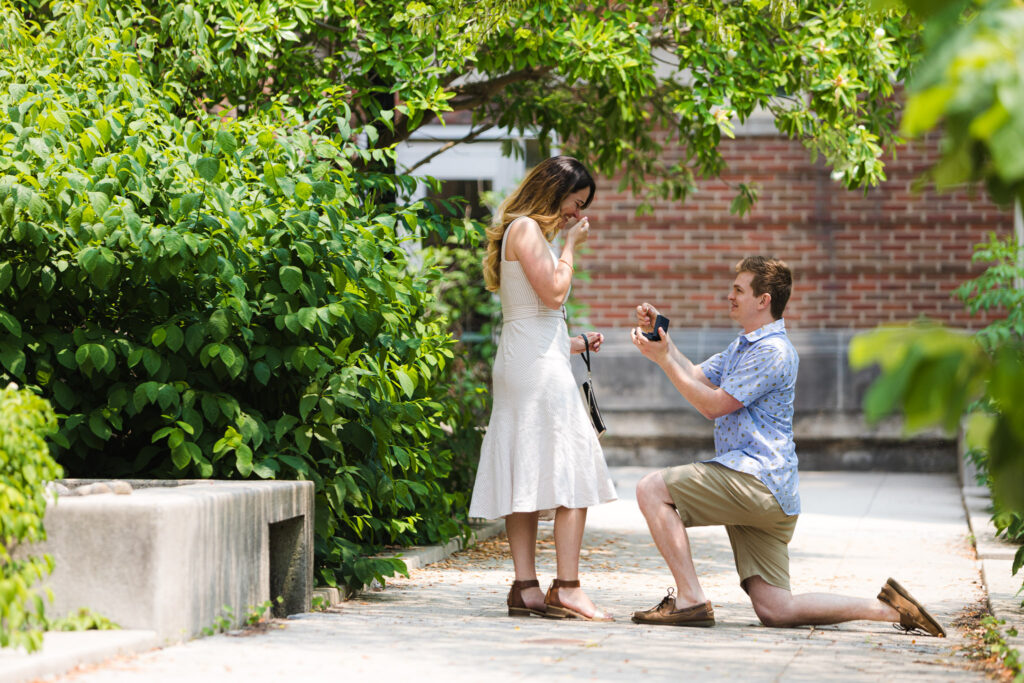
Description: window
438,179,493,222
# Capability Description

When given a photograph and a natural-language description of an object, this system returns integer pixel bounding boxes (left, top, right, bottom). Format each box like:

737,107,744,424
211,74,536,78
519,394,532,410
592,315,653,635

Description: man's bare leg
745,576,898,627
635,471,707,607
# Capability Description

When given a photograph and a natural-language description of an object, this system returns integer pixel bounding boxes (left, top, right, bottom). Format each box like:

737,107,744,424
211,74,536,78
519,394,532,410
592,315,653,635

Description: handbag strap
580,334,592,375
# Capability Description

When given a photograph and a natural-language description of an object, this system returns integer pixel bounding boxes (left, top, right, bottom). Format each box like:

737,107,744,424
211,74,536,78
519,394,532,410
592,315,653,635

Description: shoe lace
657,587,676,610
892,622,928,636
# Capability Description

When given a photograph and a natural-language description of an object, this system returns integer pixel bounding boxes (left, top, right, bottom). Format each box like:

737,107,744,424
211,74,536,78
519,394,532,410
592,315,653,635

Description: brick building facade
574,132,1012,331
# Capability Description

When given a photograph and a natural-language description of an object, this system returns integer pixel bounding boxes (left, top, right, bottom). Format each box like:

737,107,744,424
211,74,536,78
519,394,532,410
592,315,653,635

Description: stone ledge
601,441,957,472
961,487,1023,662
601,411,948,441
0,630,159,683
311,586,344,608
571,327,959,471
376,519,505,573
980,558,1024,657
963,491,1021,561
575,328,881,414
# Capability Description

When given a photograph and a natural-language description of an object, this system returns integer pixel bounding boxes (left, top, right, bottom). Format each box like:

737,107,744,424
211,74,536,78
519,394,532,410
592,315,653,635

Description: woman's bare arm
505,217,576,309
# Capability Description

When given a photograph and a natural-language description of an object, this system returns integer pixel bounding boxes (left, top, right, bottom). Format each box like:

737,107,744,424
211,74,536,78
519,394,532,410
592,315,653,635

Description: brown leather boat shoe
877,577,946,637
631,588,715,627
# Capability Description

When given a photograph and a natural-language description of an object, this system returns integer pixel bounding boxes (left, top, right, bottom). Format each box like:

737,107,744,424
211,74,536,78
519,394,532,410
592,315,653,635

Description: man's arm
631,325,743,420
635,302,717,389
669,345,718,389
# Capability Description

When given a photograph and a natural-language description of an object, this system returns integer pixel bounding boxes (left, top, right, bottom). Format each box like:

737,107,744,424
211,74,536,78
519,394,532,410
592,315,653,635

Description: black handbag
579,334,607,439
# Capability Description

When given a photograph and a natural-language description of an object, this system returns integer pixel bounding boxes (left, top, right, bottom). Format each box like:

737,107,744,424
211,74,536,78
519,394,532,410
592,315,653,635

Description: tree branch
447,65,554,111
400,124,495,174
381,65,554,148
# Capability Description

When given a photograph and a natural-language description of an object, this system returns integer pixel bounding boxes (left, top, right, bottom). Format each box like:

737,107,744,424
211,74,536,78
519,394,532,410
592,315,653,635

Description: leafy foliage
53,0,919,211
969,432,1024,582
992,511,1024,583
897,0,1024,205
954,234,1024,351
0,385,62,653
244,597,283,626
850,322,1024,515
45,607,119,632
850,324,989,434
980,615,1022,676
421,229,500,496
957,237,1024,588
0,1,478,592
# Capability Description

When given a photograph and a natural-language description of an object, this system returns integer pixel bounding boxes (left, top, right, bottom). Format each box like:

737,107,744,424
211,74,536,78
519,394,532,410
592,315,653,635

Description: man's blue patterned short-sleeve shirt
699,318,800,515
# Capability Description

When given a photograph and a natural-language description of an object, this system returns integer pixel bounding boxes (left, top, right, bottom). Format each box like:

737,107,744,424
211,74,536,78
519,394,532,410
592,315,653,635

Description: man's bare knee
747,577,793,628
752,603,788,628
635,472,669,512
750,594,790,627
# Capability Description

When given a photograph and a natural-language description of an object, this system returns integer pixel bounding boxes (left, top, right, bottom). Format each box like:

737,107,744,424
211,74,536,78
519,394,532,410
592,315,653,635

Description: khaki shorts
662,462,797,591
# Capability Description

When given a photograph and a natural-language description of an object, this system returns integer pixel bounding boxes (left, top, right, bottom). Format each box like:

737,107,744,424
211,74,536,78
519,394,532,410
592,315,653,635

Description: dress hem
469,495,619,521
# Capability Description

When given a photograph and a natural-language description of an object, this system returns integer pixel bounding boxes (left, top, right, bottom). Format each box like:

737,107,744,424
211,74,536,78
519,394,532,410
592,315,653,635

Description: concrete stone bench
24,479,314,644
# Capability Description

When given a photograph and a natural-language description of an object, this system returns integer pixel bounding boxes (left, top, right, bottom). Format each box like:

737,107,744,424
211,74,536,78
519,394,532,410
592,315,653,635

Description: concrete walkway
45,469,994,682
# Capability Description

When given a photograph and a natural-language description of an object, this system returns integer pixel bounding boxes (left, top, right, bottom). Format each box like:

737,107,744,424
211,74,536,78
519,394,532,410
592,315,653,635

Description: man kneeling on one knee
628,256,945,636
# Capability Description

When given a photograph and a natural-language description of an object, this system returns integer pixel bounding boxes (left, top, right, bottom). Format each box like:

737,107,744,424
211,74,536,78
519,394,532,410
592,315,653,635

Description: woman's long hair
483,156,596,292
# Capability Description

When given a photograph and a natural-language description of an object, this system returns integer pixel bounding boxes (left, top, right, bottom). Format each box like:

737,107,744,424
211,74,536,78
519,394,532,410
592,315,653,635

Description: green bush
45,607,118,632
0,1,476,591
0,385,62,653
422,231,499,496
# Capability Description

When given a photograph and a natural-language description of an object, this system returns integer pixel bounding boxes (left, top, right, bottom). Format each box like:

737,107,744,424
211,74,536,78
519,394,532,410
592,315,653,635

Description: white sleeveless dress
468,221,617,520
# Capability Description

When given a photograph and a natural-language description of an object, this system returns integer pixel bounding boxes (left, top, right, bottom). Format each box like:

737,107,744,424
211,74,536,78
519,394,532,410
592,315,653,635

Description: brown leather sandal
544,579,614,621
508,579,548,617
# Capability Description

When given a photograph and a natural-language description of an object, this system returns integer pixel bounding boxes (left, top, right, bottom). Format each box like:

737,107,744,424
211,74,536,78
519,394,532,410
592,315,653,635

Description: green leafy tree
72,0,917,210
898,0,1024,204
855,0,1024,511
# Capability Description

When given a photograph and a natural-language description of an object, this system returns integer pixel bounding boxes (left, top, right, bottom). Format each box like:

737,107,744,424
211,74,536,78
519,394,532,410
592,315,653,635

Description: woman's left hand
571,331,604,354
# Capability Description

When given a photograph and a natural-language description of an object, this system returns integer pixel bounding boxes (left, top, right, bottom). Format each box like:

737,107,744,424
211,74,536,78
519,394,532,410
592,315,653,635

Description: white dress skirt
468,227,617,520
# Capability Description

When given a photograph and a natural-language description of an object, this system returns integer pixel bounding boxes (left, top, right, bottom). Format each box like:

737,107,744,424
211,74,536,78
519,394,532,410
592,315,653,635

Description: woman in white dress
469,156,617,621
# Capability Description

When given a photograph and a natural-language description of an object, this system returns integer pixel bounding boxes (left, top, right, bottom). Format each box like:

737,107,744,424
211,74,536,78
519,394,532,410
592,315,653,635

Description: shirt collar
741,318,786,343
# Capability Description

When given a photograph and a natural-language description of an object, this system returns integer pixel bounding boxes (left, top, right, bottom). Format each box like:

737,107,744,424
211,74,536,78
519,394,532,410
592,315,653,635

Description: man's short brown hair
736,257,792,320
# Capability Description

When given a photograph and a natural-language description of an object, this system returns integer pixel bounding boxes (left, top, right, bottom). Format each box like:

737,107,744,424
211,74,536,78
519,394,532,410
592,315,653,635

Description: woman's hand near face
565,216,590,247
570,331,604,354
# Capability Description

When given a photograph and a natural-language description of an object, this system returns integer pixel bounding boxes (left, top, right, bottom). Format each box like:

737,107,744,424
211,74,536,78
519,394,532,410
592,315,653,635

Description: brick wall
574,133,1013,330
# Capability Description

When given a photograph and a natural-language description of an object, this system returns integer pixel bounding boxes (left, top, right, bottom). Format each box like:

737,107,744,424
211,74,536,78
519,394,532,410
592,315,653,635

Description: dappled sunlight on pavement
56,469,986,682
